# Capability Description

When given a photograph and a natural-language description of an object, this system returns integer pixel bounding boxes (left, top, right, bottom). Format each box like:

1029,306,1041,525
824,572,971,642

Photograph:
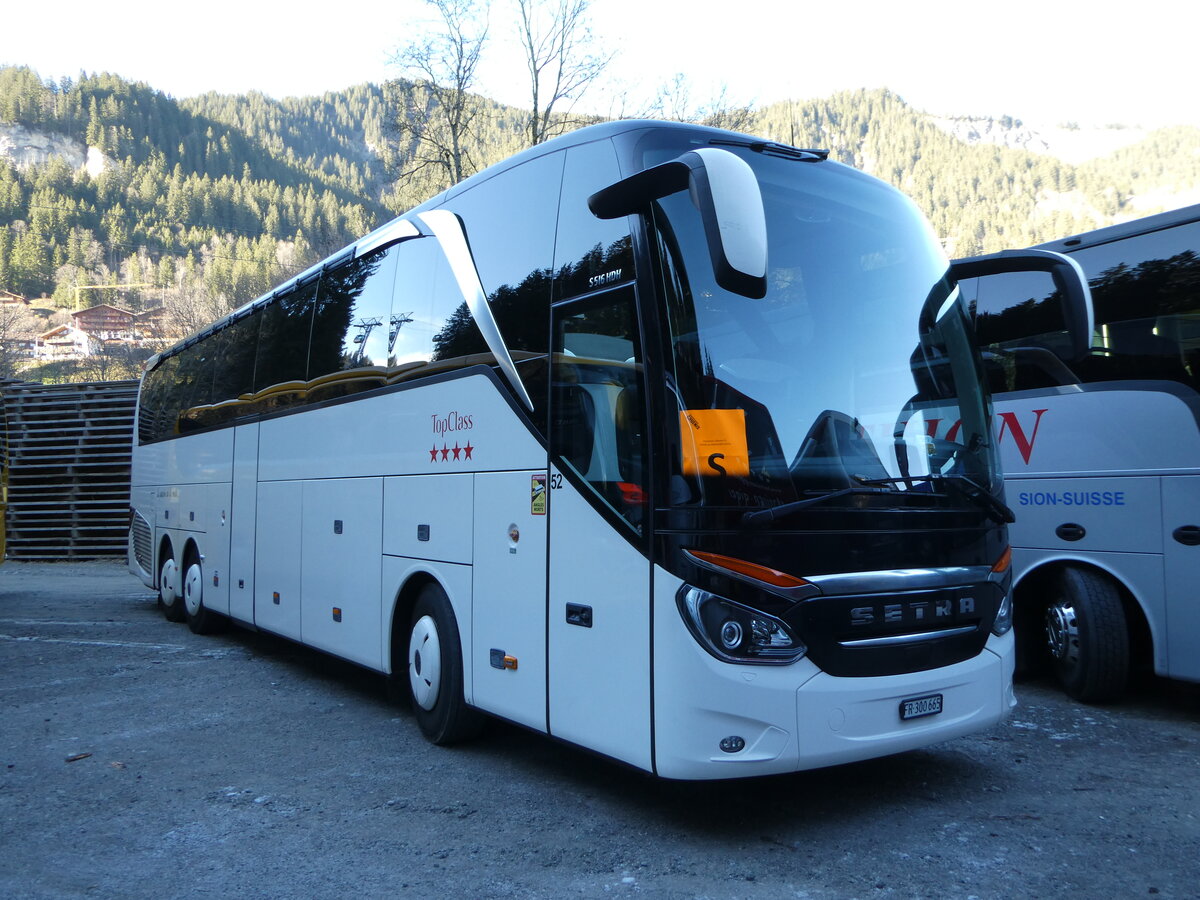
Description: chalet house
35,305,141,359
133,306,169,344
36,324,94,359
72,304,135,342
1,289,31,307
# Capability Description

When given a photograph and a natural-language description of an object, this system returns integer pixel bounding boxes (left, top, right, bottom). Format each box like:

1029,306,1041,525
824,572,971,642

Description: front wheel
1045,566,1129,702
408,583,483,745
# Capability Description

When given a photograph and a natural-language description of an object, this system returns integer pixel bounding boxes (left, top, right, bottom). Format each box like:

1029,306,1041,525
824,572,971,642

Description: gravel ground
2,560,1198,899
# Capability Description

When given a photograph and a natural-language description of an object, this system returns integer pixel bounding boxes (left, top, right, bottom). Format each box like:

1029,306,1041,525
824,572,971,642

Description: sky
5,0,1198,129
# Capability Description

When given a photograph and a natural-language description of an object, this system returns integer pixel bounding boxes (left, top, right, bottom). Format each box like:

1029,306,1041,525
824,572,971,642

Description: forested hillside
2,62,1199,379
753,91,1200,255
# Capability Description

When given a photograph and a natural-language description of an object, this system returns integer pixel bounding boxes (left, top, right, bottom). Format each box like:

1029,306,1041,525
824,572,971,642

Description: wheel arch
1012,554,1153,672
181,536,201,566
385,569,450,678
155,534,175,589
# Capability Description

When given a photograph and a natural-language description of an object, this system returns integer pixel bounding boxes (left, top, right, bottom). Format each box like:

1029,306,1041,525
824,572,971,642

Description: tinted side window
555,139,634,301
207,311,261,426
446,153,563,358
1072,222,1200,386
138,354,178,443
389,234,489,377
307,245,400,402
252,281,317,412
175,341,216,433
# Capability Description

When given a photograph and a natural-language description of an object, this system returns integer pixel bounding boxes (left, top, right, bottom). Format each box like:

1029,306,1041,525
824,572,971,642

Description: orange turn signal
991,546,1012,574
686,549,809,589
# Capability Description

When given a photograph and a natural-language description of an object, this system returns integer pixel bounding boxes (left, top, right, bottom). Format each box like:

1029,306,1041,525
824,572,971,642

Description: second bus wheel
182,550,222,635
159,553,185,623
408,582,483,745
1045,566,1129,702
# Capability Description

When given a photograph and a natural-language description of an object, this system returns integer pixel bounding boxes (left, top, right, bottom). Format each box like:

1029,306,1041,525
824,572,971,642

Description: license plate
900,693,943,720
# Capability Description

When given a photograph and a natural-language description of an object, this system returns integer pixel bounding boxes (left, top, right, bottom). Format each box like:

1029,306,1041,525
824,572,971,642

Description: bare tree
650,74,757,134
0,304,40,381
388,0,490,189
516,0,611,145
77,341,150,382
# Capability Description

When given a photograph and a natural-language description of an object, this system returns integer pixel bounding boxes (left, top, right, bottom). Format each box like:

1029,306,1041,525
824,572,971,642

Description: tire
182,549,222,635
158,552,185,623
1045,566,1129,702
407,582,483,745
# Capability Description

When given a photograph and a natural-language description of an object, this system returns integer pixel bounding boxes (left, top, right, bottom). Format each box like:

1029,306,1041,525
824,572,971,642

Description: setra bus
128,120,1088,778
960,203,1200,701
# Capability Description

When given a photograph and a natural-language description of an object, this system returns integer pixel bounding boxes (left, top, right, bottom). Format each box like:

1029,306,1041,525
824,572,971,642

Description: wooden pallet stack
1,380,138,560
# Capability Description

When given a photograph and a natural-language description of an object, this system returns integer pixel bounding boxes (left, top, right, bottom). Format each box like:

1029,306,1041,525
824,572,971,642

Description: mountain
2,64,1199,375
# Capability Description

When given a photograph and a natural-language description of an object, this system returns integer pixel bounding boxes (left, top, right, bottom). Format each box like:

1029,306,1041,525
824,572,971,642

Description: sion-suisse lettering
1018,490,1126,507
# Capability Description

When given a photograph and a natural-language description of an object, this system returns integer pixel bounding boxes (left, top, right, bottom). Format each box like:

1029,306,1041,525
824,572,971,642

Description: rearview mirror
949,248,1094,360
589,148,767,299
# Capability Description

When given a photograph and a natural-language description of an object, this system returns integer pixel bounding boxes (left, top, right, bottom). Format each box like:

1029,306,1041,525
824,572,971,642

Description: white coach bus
960,204,1200,702
129,120,1086,778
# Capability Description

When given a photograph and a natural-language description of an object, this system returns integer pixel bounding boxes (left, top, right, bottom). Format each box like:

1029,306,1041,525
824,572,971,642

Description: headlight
678,586,807,664
992,591,1013,636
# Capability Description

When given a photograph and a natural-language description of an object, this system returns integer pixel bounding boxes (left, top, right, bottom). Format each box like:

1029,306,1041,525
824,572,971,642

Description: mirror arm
588,149,767,299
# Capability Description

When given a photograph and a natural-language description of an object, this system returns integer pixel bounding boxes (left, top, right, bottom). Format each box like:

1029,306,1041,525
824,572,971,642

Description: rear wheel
1045,566,1129,702
158,553,185,623
182,549,222,635
408,583,483,745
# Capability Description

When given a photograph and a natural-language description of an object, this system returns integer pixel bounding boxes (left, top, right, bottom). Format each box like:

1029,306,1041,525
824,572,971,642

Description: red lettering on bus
996,409,1048,465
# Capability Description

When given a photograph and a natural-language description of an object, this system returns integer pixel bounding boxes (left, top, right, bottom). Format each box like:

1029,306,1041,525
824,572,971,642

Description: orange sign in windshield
679,409,750,477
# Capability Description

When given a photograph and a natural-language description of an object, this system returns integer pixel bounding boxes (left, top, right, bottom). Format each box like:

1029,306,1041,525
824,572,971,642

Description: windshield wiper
852,474,1016,524
741,486,899,528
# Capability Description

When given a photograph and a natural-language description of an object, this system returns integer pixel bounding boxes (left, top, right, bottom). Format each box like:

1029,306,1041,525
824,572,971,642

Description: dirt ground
2,560,1198,899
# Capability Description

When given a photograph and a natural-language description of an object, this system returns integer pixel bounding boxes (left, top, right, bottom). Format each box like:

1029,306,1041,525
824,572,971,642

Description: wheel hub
160,558,178,606
183,563,203,616
1046,601,1080,664
408,615,442,711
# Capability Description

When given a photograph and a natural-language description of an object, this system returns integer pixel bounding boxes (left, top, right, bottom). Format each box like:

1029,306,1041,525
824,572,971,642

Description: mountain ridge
2,67,1198,326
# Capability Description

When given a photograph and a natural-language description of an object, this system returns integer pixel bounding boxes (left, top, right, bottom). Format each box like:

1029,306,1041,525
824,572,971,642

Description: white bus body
962,204,1200,700
130,121,1030,778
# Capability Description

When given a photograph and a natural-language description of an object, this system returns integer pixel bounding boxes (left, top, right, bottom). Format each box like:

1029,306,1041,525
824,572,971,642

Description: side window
555,139,634,301
139,354,178,443
208,311,260,426
389,234,490,378
307,246,400,402
1072,222,1200,387
252,281,317,413
551,286,647,533
444,155,562,420
175,341,216,433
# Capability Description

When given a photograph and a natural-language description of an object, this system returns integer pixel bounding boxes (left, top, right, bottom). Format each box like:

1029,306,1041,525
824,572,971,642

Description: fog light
719,735,746,753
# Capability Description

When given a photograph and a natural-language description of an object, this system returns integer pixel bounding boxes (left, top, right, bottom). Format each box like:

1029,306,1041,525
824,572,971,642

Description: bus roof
144,119,818,372
1036,203,1200,254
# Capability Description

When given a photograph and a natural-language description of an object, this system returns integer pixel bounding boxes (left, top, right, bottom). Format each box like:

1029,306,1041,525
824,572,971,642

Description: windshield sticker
679,410,750,477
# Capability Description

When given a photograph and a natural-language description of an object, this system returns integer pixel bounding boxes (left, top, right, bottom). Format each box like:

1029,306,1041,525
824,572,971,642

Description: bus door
1162,475,1200,682
546,286,654,770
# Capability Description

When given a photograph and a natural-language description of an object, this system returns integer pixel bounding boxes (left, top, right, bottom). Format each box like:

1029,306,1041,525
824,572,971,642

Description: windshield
649,142,1000,517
